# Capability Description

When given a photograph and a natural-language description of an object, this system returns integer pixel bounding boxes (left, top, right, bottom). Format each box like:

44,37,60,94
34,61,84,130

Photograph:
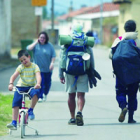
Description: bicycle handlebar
13,86,34,95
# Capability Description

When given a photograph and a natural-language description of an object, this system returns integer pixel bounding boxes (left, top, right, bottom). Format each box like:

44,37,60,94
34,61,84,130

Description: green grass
0,93,30,136
0,93,13,136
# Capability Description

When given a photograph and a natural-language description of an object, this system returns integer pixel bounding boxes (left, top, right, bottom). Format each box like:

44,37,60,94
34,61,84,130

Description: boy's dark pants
115,78,139,115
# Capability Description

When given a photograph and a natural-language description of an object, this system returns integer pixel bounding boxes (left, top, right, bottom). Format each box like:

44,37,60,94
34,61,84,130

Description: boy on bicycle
7,50,41,130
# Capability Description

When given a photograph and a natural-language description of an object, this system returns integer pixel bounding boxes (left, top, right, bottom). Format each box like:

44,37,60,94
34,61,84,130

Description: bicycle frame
14,87,32,124
19,93,29,124
9,87,38,138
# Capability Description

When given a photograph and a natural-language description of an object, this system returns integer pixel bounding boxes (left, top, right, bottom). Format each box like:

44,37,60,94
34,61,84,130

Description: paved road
1,47,140,140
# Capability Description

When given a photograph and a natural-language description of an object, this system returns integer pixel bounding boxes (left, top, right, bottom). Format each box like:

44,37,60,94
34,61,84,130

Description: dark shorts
12,86,40,108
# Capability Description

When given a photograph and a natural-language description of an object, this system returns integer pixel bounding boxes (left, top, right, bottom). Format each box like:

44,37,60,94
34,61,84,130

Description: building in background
0,0,11,58
113,0,140,38
56,3,119,46
11,0,40,48
0,0,43,58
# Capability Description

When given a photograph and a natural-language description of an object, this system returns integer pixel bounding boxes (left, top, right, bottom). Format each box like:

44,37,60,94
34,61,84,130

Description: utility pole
100,0,103,44
51,0,54,30
31,0,47,38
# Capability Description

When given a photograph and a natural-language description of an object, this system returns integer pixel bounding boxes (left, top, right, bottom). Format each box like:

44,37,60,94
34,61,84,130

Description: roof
58,2,119,21
58,6,94,20
86,3,119,14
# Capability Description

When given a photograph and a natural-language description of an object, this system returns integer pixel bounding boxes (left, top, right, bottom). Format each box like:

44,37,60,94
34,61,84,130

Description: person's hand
34,84,41,89
8,83,13,91
36,39,39,43
49,62,54,70
60,77,65,84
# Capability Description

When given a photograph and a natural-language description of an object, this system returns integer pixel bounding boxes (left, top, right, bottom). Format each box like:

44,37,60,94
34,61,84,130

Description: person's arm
8,71,19,91
34,72,41,89
59,67,65,84
109,38,121,59
58,48,65,84
49,57,55,70
27,40,38,50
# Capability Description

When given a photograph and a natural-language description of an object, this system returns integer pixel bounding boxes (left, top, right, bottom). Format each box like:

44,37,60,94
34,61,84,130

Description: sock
28,108,33,112
12,120,17,125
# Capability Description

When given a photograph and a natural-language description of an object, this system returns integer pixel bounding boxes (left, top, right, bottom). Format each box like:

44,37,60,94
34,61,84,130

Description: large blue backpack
112,39,140,86
60,33,92,76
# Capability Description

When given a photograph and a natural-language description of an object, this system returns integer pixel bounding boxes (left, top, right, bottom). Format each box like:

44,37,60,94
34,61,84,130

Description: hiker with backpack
109,20,140,123
59,23,101,126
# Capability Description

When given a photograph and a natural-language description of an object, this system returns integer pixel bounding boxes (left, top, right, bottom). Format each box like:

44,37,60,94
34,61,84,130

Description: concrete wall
11,0,40,48
0,0,11,58
118,0,140,37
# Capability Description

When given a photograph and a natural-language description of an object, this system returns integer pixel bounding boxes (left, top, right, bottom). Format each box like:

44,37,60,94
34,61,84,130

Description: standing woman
27,31,56,102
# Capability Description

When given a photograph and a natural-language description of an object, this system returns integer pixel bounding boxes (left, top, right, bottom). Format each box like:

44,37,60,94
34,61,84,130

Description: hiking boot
118,107,128,122
68,118,76,125
7,122,17,130
28,110,35,120
128,119,137,124
76,111,84,126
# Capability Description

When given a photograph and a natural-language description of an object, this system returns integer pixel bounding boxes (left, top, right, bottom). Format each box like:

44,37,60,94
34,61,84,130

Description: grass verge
0,93,13,136
0,93,30,136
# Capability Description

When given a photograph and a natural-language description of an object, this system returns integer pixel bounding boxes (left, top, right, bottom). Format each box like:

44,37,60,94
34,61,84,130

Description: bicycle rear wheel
20,112,25,138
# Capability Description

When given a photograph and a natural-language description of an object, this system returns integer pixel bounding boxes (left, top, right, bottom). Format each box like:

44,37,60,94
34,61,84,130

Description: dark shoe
68,118,76,125
76,112,84,126
118,107,128,122
128,119,137,123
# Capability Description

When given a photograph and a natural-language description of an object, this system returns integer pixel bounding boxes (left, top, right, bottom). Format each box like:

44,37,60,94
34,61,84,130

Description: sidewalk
1,90,140,140
0,57,19,72
1,46,140,140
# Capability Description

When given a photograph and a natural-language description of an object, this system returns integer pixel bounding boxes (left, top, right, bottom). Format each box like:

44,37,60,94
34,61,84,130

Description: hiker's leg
127,82,139,122
115,78,127,109
77,92,85,112
68,93,76,118
115,78,128,122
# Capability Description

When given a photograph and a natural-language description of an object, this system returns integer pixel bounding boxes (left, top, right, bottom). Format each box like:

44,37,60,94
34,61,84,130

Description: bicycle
8,86,38,138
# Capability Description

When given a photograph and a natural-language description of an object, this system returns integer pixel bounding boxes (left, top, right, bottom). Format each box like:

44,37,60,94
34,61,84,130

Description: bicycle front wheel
20,112,25,138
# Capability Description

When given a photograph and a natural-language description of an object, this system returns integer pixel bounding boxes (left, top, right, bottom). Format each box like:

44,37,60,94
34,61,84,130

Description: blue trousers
115,78,139,111
39,72,52,99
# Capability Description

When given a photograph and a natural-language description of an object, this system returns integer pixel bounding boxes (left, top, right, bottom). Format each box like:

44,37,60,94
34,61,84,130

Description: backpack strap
66,39,74,53
72,76,78,87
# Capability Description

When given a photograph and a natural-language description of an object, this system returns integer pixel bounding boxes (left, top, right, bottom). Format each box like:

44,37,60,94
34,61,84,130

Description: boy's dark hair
18,50,29,58
124,20,136,32
38,31,49,44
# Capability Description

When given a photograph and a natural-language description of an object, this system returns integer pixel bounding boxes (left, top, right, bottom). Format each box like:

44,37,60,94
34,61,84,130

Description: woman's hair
38,31,49,44
124,20,136,32
18,50,29,58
